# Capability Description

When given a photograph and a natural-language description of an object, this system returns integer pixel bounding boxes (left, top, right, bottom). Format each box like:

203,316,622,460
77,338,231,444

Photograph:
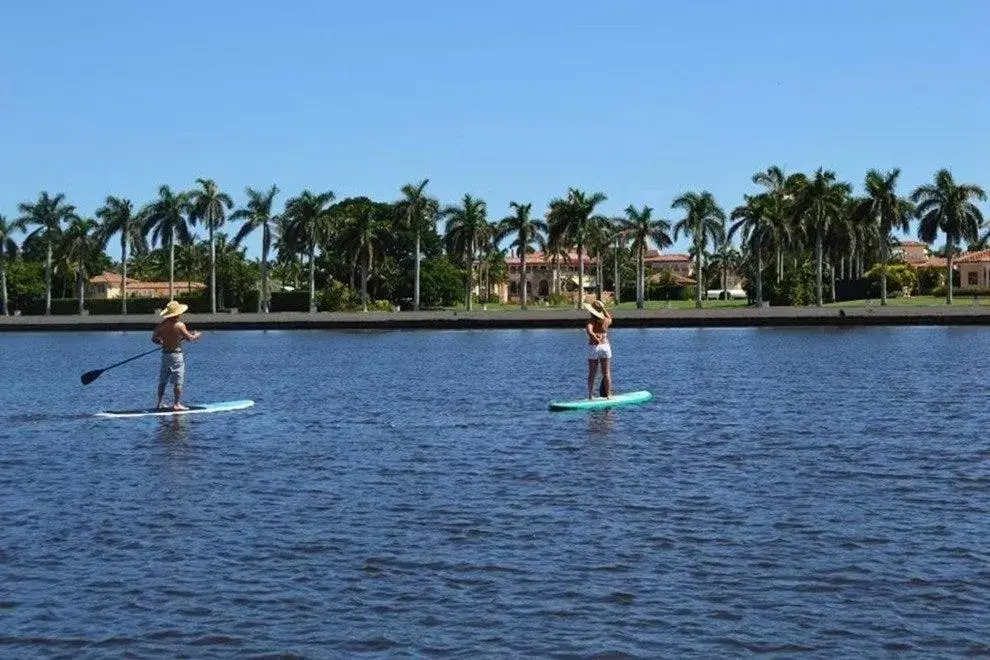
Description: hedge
12,293,211,316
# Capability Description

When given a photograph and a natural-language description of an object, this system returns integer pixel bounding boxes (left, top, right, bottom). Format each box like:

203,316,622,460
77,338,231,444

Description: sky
2,0,989,258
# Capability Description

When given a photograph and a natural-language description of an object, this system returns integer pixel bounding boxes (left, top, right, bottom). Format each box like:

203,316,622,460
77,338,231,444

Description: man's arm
152,326,162,344
176,322,202,342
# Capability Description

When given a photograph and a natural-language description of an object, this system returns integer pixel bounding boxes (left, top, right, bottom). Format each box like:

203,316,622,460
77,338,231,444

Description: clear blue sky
2,0,988,257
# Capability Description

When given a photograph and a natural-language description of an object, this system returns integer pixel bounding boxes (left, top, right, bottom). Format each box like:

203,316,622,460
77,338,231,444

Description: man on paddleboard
584,300,612,399
152,301,201,410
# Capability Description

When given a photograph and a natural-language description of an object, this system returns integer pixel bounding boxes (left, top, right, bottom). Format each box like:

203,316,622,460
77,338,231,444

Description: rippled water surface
2,327,989,657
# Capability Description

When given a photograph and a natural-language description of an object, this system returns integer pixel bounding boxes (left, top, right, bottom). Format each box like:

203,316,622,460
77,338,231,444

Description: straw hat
582,300,607,320
159,301,189,319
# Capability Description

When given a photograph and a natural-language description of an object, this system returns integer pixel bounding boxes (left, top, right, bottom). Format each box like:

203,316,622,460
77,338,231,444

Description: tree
443,194,488,310
792,169,852,306
395,179,439,312
0,215,18,315
95,196,146,314
672,191,726,308
284,190,335,312
913,169,986,304
58,217,101,314
337,198,388,311
17,192,77,314
621,205,672,309
547,188,608,308
730,194,776,306
752,166,806,282
231,185,280,312
852,169,914,305
142,185,194,301
190,178,234,313
495,202,547,309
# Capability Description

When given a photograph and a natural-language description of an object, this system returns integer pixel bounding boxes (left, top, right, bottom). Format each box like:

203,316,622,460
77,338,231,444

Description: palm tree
543,232,570,297
443,194,488,310
17,192,77,314
0,215,18,315
231,185,280,312
913,169,987,304
284,190,335,312
752,166,806,282
495,202,547,309
58,217,101,314
621,205,672,309
853,169,914,305
342,199,387,312
547,188,608,308
95,196,146,314
395,179,439,312
190,178,235,314
142,185,194,301
792,169,852,306
672,191,726,308
730,194,776,306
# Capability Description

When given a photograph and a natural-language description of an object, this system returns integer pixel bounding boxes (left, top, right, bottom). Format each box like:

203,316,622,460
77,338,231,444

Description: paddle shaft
81,347,162,384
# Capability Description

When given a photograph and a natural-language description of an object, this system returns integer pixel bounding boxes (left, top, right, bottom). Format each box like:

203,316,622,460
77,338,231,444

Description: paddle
81,347,160,385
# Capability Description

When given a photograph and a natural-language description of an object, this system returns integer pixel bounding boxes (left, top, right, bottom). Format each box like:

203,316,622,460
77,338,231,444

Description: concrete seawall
2,306,990,331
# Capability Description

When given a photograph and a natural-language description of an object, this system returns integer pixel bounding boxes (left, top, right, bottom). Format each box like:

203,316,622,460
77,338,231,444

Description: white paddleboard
95,399,254,418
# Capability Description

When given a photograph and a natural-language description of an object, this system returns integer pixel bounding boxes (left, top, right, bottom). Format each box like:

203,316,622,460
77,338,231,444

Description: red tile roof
89,271,205,291
504,252,595,266
954,249,990,263
643,251,691,263
897,240,927,247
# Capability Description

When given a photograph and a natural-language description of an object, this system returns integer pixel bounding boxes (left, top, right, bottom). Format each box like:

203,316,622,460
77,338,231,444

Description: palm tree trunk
209,225,217,314
0,257,7,315
830,259,837,302
815,233,824,307
637,250,645,309
362,243,370,312
466,238,474,311
77,264,85,314
309,241,317,312
45,241,53,315
756,252,764,306
168,239,175,301
947,242,954,305
120,233,128,315
880,258,888,305
695,241,703,309
613,241,620,304
521,252,527,309
577,240,585,309
596,253,603,300
414,230,421,312
776,246,782,283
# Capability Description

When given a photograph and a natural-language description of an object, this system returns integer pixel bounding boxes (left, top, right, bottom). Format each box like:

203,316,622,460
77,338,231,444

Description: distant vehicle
706,288,748,300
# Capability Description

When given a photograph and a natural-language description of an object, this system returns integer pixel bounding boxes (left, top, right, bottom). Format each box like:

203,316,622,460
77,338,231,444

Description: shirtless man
152,301,201,410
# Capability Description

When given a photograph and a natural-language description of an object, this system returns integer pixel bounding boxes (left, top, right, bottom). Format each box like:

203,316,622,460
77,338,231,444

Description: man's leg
171,354,187,410
156,355,167,408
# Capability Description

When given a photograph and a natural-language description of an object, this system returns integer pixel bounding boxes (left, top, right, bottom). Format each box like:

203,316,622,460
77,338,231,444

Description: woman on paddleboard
584,300,612,399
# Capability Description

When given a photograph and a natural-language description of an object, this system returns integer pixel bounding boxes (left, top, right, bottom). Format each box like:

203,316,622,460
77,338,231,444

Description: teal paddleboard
548,390,652,411
96,399,254,419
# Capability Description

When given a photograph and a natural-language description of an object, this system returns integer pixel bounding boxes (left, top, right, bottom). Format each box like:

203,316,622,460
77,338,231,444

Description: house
88,271,206,299
643,251,692,279
495,252,599,303
894,240,929,264
954,250,990,289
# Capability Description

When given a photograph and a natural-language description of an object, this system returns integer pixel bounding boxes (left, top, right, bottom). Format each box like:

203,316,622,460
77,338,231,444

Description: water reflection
154,415,190,444
587,410,615,437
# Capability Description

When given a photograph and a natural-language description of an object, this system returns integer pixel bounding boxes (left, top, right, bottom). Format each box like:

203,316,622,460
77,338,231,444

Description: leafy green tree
672,191,726,308
335,197,389,311
443,194,488,310
231,184,280,312
547,188,608,308
190,178,235,313
142,185,194,301
621,205,672,309
752,166,806,282
792,169,852,306
395,179,439,311
418,257,464,308
912,169,986,304
95,196,146,314
730,194,776,305
0,215,18,315
852,169,914,304
495,202,547,309
285,190,335,312
17,191,77,314
58,217,101,313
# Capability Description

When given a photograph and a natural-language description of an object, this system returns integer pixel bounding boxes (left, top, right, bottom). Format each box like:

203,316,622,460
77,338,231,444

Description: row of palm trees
2,166,986,316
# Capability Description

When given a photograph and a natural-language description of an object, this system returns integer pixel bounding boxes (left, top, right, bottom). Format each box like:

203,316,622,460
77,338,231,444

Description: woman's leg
587,359,599,399
600,357,612,398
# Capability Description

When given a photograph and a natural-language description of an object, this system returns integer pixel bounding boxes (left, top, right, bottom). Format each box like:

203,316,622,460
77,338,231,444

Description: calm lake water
1,327,989,657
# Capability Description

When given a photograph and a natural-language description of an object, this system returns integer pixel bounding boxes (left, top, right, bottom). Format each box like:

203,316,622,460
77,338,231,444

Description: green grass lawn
826,295,990,307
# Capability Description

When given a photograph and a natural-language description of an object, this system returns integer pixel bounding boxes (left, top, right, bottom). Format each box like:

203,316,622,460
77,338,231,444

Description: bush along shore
0,166,986,318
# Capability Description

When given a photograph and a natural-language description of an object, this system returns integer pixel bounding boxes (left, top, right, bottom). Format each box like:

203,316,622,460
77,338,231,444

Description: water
1,327,989,657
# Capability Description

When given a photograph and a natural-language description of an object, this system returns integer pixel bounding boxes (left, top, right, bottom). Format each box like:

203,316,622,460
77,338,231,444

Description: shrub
547,292,570,307
318,281,359,312
268,291,312,312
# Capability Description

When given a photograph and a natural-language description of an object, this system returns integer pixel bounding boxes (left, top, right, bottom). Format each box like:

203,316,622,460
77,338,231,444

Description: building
643,251,693,280
955,250,990,289
88,271,206,299
495,252,598,303
894,239,929,264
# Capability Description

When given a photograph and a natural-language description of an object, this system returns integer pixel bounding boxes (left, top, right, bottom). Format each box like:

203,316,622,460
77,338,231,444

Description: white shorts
588,343,612,360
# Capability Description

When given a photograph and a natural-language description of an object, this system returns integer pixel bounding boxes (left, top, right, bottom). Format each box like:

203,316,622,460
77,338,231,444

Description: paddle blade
80,370,102,385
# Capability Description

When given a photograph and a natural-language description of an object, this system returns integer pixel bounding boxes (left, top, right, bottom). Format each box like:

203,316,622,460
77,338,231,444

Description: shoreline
3,306,990,331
